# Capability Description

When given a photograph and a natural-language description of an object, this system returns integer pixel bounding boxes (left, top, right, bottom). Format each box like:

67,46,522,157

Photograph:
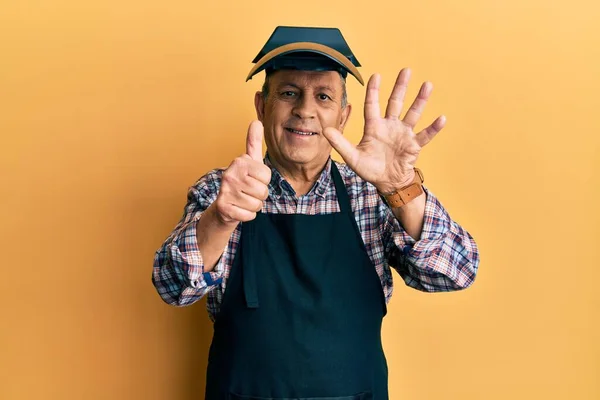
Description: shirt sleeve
381,186,480,292
152,169,229,306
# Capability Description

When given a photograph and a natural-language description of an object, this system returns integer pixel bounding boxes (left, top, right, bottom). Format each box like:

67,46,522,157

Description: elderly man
153,26,479,400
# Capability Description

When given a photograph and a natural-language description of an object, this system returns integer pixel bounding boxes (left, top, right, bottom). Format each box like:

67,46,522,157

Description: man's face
255,70,352,170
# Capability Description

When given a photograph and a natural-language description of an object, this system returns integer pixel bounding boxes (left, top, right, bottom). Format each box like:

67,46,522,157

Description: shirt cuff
171,213,225,290
396,187,452,257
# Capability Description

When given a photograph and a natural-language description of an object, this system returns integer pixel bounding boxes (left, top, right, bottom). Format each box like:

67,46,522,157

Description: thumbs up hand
214,121,272,225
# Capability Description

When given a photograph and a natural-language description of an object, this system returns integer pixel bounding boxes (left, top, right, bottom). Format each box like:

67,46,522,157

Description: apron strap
331,162,367,251
330,162,352,213
242,220,260,308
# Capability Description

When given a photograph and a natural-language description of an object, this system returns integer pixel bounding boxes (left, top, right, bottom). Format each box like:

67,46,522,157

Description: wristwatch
380,168,424,208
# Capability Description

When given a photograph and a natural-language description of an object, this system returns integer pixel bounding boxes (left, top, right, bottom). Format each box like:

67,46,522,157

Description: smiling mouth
285,127,318,136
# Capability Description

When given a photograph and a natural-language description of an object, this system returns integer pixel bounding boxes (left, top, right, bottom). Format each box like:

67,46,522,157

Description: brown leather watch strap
380,168,424,208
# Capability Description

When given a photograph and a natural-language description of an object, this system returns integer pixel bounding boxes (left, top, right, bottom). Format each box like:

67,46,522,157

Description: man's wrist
206,202,240,231
378,168,424,208
376,171,416,195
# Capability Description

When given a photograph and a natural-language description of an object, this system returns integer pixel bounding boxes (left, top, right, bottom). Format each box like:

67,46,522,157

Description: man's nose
292,95,317,119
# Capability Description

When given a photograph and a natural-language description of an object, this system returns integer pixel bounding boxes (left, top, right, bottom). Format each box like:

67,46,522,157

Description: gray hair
261,71,348,108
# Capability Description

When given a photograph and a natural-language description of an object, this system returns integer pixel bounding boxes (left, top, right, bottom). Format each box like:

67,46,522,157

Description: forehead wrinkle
275,79,341,94
273,70,341,88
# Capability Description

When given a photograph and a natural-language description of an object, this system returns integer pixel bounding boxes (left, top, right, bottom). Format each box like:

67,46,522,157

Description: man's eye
282,91,296,97
318,94,331,101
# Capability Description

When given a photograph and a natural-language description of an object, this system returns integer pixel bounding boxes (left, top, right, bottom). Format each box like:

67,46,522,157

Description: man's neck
267,154,329,196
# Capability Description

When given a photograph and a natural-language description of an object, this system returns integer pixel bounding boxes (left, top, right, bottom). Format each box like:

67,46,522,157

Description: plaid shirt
153,156,479,321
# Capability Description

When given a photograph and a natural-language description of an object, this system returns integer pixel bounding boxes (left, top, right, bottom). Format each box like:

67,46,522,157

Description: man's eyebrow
316,85,336,92
276,82,302,90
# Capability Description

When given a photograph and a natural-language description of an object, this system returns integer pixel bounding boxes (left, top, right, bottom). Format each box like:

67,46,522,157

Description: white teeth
289,128,315,136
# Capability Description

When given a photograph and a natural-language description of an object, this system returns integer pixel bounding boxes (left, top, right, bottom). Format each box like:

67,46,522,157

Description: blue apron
205,163,389,399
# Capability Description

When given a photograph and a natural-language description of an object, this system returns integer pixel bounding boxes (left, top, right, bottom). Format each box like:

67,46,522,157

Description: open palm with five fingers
323,68,446,194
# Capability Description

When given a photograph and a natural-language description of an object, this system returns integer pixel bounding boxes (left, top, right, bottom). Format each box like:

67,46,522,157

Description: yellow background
1,0,598,399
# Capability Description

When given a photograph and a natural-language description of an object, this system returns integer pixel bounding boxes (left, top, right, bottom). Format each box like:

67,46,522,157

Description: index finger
247,164,272,186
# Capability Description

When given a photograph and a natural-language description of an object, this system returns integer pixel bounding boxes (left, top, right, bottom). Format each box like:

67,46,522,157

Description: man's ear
254,91,265,122
338,103,352,132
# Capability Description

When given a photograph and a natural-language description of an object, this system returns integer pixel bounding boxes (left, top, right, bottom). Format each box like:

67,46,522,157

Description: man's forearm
390,192,426,241
196,202,238,273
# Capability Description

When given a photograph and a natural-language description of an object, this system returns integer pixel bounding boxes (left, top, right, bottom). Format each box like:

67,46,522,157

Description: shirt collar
264,152,332,199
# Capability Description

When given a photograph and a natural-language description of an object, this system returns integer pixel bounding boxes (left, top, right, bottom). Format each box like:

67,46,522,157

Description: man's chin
281,151,328,167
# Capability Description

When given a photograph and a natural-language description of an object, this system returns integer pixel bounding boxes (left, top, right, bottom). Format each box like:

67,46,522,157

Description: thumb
246,120,264,162
323,127,359,167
